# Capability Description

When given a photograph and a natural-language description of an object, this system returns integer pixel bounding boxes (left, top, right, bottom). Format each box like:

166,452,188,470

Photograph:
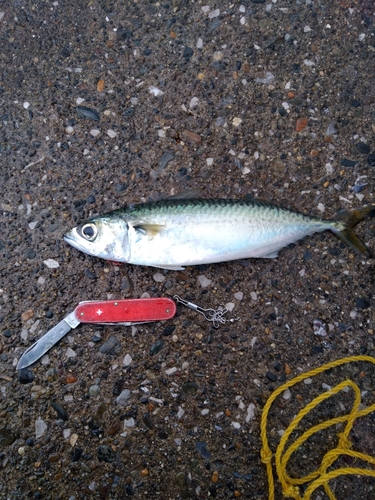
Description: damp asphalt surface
1,1,375,499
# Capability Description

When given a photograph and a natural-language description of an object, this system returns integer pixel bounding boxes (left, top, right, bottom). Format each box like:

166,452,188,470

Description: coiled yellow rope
260,355,375,499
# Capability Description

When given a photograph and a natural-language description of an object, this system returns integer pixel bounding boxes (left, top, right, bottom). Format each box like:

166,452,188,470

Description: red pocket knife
17,298,176,370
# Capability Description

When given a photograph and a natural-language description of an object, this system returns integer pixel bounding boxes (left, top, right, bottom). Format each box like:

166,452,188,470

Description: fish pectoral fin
156,264,185,271
260,251,279,259
134,224,164,238
165,188,201,200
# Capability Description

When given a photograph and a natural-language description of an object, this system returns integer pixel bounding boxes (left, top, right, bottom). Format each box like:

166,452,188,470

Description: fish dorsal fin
134,223,164,238
165,188,201,200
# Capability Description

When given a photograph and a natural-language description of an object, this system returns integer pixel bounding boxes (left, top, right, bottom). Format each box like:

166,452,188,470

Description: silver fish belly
64,198,374,269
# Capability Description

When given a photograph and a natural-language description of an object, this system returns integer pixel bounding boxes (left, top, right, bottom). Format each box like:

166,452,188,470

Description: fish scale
64,196,375,269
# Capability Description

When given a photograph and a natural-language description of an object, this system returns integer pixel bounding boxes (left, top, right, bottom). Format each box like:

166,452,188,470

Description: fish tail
331,205,375,257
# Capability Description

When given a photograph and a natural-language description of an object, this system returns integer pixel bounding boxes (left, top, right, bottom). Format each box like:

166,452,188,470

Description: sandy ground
0,1,375,499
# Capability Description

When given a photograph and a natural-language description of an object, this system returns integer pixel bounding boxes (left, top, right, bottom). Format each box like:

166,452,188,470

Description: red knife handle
74,298,176,323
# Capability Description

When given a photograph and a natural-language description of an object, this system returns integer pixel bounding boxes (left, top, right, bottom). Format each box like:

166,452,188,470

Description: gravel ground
1,1,375,499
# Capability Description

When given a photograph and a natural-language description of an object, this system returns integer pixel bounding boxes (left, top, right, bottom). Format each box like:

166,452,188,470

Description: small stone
18,368,34,384
0,426,16,447
66,347,76,358
198,275,212,287
71,447,83,462
35,417,47,439
165,367,177,375
232,117,242,127
212,471,219,483
340,158,358,168
189,97,199,108
150,339,164,356
158,152,174,172
234,291,243,301
121,275,133,292
356,142,370,154
245,403,256,422
149,85,164,97
196,441,211,459
355,298,370,309
265,372,277,382
97,445,116,463
313,319,327,337
107,129,117,138
183,46,194,59
153,272,165,282
209,8,220,18
182,129,201,144
182,381,198,396
283,388,292,400
43,258,59,269
90,129,100,137
51,402,68,421
107,419,121,436
69,433,78,447
89,385,100,397
367,154,375,167
124,417,135,428
49,452,60,463
116,389,131,406
99,335,119,354
295,117,308,132
123,354,132,366
21,309,34,322
66,374,77,384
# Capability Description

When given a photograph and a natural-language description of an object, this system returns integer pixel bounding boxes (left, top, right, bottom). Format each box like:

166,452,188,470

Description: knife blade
17,298,176,370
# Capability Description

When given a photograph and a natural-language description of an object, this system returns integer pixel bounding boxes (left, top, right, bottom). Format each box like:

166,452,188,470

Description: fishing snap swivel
173,295,240,328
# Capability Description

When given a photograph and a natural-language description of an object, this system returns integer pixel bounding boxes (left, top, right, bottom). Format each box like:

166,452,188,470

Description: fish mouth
63,228,91,254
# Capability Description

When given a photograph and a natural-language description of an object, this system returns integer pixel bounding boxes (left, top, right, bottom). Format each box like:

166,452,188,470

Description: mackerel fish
64,196,375,270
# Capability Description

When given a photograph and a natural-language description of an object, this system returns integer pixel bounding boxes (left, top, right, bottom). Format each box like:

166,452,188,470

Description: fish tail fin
331,205,375,257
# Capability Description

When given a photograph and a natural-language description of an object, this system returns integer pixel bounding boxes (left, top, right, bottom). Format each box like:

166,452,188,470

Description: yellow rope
260,355,375,499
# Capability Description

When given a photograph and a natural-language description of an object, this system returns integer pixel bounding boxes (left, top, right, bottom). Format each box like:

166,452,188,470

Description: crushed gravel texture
0,1,375,499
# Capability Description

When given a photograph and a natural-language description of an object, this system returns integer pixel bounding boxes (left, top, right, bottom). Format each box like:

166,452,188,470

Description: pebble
70,433,78,447
182,381,198,395
355,298,370,309
196,441,211,459
51,402,69,421
107,419,121,436
313,319,327,337
189,97,199,108
232,117,242,127
295,117,308,132
21,309,34,322
18,368,34,385
89,385,100,397
245,403,255,422
116,389,131,406
283,388,292,400
198,275,211,287
123,354,132,366
76,106,99,121
90,129,100,137
158,152,174,172
35,417,47,439
165,367,177,375
43,259,59,269
356,142,370,154
124,417,135,428
153,272,165,282
66,347,76,358
234,292,243,301
183,46,194,59
99,335,119,354
71,448,83,462
265,372,277,382
106,129,117,138
340,158,358,168
149,85,164,97
150,339,164,356
97,445,116,463
367,154,375,166
0,426,16,447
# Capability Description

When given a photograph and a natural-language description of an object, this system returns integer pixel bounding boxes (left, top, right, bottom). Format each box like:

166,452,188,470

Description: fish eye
80,223,97,241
